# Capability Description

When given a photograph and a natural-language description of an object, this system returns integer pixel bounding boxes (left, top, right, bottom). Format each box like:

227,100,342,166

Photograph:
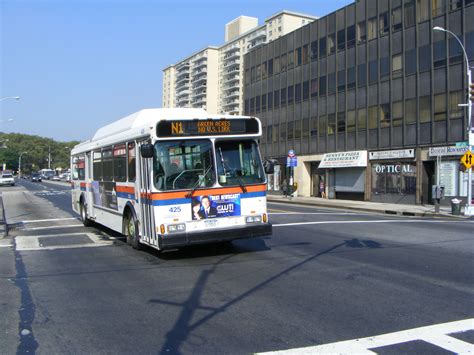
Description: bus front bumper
158,222,272,250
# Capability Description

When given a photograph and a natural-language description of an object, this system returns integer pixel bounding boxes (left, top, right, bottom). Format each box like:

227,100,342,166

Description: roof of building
264,10,319,22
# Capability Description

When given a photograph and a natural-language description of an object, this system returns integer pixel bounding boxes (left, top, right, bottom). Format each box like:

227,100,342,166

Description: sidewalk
267,191,470,219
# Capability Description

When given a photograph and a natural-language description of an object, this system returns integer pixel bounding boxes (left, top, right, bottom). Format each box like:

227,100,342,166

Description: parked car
31,173,42,182
52,175,60,181
0,172,15,186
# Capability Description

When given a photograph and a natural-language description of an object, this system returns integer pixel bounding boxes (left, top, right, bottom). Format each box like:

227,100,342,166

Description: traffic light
470,83,474,102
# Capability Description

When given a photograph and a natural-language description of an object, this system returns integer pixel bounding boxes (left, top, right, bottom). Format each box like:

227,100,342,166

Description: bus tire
80,198,92,227
124,211,141,250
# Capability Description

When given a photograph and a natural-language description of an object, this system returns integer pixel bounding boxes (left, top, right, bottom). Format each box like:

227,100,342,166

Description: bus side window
128,142,136,182
93,151,102,181
102,147,113,181
113,144,127,182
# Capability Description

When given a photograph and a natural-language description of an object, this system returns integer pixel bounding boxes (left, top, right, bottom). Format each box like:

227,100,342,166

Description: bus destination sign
157,118,259,137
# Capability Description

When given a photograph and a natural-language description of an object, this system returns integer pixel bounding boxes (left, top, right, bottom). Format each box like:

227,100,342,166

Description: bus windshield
154,140,215,191
215,140,265,186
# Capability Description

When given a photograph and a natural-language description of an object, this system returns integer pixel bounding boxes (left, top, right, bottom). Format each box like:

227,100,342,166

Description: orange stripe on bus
151,184,266,200
116,185,135,194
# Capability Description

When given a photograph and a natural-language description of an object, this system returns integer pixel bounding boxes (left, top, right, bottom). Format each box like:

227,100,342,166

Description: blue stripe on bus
116,192,135,200
240,191,266,199
80,187,87,191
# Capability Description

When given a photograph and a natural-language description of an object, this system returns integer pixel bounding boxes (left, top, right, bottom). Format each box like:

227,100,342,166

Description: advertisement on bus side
92,181,118,210
191,194,241,220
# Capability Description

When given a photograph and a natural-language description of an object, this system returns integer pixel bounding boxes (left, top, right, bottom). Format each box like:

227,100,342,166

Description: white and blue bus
71,108,273,250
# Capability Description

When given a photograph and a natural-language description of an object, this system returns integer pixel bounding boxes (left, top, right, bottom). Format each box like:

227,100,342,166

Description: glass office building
244,0,474,205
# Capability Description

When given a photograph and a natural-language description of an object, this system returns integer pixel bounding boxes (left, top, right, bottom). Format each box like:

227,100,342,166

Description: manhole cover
38,234,93,247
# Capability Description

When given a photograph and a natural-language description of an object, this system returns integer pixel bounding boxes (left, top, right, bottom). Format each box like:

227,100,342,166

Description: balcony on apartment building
193,57,207,70
223,44,239,54
192,67,207,76
191,75,207,86
223,59,240,68
176,89,191,98
223,73,240,84
176,62,190,73
176,74,190,85
176,80,190,90
223,48,240,61
223,89,240,100
247,30,267,50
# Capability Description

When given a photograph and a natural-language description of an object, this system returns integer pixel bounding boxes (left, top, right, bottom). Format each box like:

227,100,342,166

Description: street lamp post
433,26,473,216
18,152,27,177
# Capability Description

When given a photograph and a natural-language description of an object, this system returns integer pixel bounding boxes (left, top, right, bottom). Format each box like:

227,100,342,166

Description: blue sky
1,0,353,142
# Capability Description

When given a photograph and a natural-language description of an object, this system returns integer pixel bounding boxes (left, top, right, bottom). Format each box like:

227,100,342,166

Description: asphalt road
1,179,473,354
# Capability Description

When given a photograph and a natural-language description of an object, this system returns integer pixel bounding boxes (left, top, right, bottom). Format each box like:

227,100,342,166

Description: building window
287,121,294,140
347,110,356,132
357,108,367,130
337,112,346,133
274,56,280,74
250,97,255,114
319,37,327,57
311,117,318,137
369,60,378,84
274,90,280,107
319,76,327,96
419,96,431,122
449,0,461,10
288,51,295,69
280,53,287,71
328,114,336,135
347,67,356,89
281,88,287,105
368,106,378,129
419,45,431,72
405,49,417,75
302,44,309,65
311,40,318,61
311,78,318,97
256,64,261,81
449,37,463,63
347,25,356,48
368,17,377,40
405,0,416,28
319,115,327,135
379,12,389,36
380,57,390,81
392,7,402,31
328,73,336,94
357,21,366,43
273,125,279,143
296,47,302,66
280,122,286,141
328,34,336,54
337,29,345,51
295,120,302,139
434,93,447,121
262,94,267,111
432,0,446,16
287,85,294,104
392,54,403,77
405,98,417,123
295,83,302,103
268,91,273,110
261,62,267,80
358,63,367,87
380,104,391,128
392,101,403,126
417,0,430,22
303,81,309,100
337,70,345,92
433,40,447,67
268,59,273,76
303,118,310,138
266,125,272,143
449,90,464,119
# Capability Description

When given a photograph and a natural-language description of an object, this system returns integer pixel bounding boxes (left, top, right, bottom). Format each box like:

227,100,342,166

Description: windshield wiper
218,147,247,193
185,166,212,198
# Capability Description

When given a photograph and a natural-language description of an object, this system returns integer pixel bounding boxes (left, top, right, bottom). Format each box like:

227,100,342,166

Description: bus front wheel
124,212,141,250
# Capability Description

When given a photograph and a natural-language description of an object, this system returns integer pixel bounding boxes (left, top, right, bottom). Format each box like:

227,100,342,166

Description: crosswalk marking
24,224,83,231
21,217,78,224
258,318,474,354
15,232,114,251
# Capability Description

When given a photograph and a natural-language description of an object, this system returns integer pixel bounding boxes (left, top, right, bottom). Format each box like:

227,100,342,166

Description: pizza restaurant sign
319,150,367,168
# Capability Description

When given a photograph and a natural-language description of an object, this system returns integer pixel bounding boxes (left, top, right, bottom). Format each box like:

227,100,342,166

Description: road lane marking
258,318,474,354
0,244,13,248
15,232,114,251
21,218,78,224
24,224,83,231
273,219,474,227
270,212,357,215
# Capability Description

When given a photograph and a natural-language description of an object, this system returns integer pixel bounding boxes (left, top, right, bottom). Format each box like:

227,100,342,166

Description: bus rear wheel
80,199,92,227
124,212,141,250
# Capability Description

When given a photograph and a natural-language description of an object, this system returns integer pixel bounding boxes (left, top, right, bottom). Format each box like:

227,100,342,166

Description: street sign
286,156,297,167
461,150,473,170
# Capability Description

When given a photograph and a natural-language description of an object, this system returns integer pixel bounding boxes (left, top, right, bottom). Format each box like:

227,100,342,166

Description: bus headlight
167,223,186,233
246,215,262,223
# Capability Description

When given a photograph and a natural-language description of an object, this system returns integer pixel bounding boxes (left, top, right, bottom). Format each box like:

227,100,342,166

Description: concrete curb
0,194,8,238
267,196,469,219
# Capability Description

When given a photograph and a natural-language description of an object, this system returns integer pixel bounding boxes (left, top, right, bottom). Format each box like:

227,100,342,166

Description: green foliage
0,132,80,174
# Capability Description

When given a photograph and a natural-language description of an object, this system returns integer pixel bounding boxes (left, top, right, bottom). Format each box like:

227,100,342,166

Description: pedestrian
282,179,288,197
319,179,326,199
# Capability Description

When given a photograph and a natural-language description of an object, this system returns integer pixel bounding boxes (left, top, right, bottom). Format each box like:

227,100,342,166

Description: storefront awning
319,150,367,168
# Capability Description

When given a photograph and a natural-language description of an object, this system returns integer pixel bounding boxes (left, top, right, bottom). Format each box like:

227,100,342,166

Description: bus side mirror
140,144,154,158
263,160,274,174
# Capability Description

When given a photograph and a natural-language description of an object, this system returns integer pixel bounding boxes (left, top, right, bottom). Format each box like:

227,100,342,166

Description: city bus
39,168,55,180
70,108,273,250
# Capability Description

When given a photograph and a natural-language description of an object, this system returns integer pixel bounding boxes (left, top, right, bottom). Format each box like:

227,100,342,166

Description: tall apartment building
162,10,318,115
244,0,474,206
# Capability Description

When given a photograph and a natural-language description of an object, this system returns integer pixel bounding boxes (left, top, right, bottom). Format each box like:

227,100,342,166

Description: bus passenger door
137,141,157,247
86,152,95,219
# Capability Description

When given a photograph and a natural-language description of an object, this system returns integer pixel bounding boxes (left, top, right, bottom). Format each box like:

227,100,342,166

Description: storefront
426,145,471,206
369,149,417,204
318,151,367,201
